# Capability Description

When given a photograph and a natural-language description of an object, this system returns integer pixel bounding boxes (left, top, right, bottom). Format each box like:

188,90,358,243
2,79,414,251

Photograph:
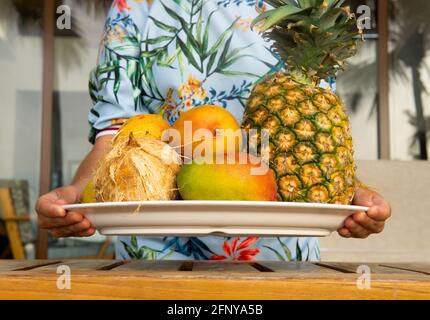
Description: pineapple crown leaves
253,0,362,84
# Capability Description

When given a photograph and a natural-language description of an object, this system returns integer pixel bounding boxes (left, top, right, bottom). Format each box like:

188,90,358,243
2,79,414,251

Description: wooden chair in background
0,183,113,260
0,188,30,259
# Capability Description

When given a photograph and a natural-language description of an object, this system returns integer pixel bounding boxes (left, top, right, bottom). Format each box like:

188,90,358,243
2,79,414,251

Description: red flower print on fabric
113,0,130,12
210,237,260,261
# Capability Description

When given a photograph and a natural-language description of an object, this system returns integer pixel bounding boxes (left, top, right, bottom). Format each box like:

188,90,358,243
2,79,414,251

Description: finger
35,186,79,218
54,186,80,204
344,217,370,239
352,187,374,207
38,211,84,229
51,220,92,238
35,193,66,218
352,211,385,234
366,203,391,222
75,228,96,238
337,227,352,238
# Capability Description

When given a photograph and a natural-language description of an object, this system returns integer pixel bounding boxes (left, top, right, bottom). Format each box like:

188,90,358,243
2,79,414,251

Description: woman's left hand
338,187,391,239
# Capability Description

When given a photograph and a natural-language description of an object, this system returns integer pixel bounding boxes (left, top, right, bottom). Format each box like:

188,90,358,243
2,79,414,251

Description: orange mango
116,114,170,140
177,152,277,201
171,105,242,158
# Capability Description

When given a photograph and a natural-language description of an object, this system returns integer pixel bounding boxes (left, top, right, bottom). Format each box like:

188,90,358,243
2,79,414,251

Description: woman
36,0,391,260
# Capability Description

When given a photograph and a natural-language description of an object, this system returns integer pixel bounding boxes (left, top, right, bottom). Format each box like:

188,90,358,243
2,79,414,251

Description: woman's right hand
35,185,95,238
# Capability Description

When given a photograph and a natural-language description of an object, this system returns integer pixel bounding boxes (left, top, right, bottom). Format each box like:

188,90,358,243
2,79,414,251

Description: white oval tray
62,201,368,237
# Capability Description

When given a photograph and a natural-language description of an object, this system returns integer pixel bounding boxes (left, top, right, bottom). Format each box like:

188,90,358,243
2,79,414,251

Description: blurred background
0,0,428,261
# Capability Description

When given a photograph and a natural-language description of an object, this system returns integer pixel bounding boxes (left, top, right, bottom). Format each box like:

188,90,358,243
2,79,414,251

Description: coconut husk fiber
94,133,182,202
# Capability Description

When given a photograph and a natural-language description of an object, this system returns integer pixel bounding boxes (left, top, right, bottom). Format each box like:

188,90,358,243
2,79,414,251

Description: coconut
94,133,182,202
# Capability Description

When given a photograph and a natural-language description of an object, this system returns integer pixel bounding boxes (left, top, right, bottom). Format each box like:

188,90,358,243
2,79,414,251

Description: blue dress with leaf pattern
89,0,327,261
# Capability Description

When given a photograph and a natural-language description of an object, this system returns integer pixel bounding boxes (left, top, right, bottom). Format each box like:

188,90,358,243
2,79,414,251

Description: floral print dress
89,0,328,261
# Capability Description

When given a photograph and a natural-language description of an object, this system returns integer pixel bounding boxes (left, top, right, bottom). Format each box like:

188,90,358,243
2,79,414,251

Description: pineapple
242,0,361,204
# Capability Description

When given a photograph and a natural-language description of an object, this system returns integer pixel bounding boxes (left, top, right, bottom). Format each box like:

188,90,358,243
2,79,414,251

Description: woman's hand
36,185,95,238
338,187,391,239
35,135,113,238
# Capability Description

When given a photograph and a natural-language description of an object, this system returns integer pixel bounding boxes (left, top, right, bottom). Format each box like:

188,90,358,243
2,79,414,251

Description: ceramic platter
62,201,368,237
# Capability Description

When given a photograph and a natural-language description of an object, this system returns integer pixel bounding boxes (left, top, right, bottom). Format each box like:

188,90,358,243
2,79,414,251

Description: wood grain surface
0,260,428,300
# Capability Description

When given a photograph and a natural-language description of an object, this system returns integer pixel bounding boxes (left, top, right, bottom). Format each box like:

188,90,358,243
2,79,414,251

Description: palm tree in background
7,0,111,24
0,0,112,190
391,0,430,159
1,0,112,69
340,0,430,159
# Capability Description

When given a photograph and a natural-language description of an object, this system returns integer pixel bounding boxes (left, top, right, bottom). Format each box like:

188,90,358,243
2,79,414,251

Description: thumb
353,187,375,207
54,186,80,204
36,186,79,218
55,198,70,206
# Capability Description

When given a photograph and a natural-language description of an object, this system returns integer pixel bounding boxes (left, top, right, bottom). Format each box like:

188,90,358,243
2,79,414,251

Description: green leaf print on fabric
146,1,258,80
122,236,174,260
148,16,178,33
90,0,280,122
263,237,293,261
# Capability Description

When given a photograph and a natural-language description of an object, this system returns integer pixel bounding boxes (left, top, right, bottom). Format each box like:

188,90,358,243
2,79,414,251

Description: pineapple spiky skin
243,0,361,204
242,72,356,204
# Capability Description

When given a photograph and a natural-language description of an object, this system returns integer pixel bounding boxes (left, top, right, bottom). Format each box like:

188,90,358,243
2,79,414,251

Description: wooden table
0,260,429,299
